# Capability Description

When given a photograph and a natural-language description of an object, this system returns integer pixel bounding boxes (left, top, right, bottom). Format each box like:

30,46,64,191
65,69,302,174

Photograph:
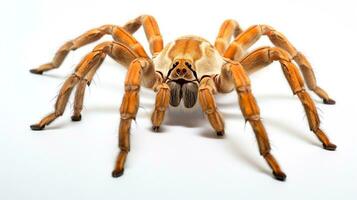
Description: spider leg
70,60,101,121
30,39,148,130
30,53,104,130
123,15,163,55
240,47,336,150
198,76,225,136
151,78,170,132
112,58,158,177
223,24,335,104
70,38,139,122
214,19,243,55
31,38,159,177
214,61,286,181
67,25,160,121
30,15,163,74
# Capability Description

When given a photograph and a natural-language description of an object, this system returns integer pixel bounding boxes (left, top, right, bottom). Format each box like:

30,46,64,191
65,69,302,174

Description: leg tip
273,171,287,181
30,124,45,131
112,169,124,178
216,130,225,137
71,114,82,122
323,143,337,151
29,69,43,75
323,99,336,105
152,126,160,132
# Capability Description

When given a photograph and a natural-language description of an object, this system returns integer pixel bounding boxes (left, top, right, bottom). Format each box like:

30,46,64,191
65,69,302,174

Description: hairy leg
30,49,105,130
30,15,163,74
151,74,170,132
223,24,334,104
240,47,336,150
198,76,225,136
71,56,103,121
214,19,243,55
30,40,144,130
124,15,163,56
214,61,286,181
112,58,158,177
70,39,150,121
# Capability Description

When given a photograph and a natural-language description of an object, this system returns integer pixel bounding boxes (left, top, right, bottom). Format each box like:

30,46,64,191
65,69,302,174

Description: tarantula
30,15,336,181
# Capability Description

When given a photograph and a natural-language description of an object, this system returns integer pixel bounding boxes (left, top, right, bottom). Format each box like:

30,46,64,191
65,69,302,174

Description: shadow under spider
220,110,319,146
164,107,207,128
226,136,272,176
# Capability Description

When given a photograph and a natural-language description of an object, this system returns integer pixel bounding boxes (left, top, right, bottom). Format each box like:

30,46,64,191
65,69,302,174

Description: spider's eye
185,62,192,68
173,61,179,67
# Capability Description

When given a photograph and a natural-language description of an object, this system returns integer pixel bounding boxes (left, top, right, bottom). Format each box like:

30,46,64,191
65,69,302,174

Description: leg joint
54,111,64,117
93,41,113,53
294,87,306,95
72,72,84,80
236,85,251,93
246,114,261,121
268,47,291,62
120,114,135,120
155,106,166,112
154,82,169,92
119,145,130,153
125,84,140,91
133,57,151,69
198,86,211,93
98,24,115,34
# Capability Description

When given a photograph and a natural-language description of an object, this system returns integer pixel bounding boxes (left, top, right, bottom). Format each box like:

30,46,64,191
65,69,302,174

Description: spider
29,15,336,181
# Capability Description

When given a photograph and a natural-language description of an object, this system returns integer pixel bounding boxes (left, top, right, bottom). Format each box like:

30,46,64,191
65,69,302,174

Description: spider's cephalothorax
156,36,224,108
29,15,337,181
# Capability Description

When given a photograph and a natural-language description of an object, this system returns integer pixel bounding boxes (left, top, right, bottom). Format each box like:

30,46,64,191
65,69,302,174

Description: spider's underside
30,15,336,181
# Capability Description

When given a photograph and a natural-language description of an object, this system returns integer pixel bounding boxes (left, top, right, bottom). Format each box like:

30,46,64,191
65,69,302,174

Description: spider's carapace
154,36,224,108
30,15,336,181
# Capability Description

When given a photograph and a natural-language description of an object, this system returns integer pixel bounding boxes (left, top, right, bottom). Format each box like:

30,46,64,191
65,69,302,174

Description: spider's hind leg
30,41,139,130
29,73,80,130
29,25,114,75
240,47,336,150
30,43,108,130
70,65,99,122
30,15,163,75
214,19,243,55
224,24,335,104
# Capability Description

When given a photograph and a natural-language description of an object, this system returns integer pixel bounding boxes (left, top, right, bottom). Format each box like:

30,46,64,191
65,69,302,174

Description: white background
1,0,356,199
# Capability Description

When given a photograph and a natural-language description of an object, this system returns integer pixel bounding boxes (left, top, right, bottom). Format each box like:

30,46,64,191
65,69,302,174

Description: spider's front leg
198,76,225,136
215,61,286,181
151,75,170,132
112,58,159,177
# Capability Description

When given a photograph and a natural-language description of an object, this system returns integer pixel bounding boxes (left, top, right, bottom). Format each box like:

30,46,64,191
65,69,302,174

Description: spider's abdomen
153,35,225,79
